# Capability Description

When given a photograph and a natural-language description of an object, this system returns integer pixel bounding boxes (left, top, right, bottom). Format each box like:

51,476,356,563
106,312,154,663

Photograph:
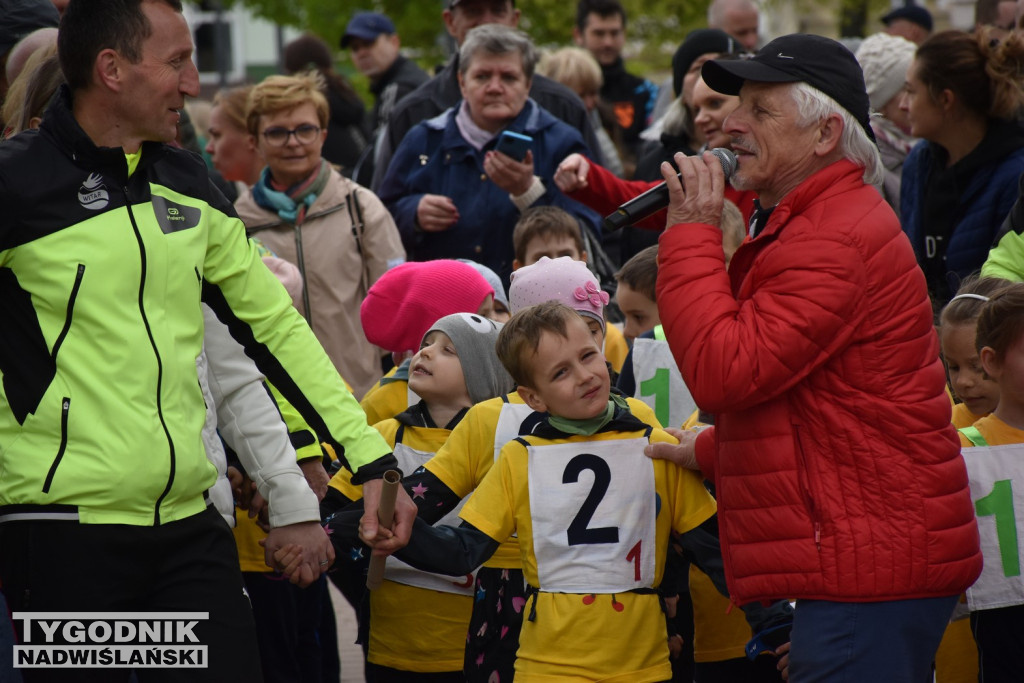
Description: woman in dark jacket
378,25,599,287
899,28,1024,313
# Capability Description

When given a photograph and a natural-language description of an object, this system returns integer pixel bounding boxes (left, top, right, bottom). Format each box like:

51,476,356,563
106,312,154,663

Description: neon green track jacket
0,87,394,526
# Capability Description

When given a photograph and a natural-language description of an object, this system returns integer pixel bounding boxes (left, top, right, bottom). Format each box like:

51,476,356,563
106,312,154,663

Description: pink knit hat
509,256,609,331
361,260,494,354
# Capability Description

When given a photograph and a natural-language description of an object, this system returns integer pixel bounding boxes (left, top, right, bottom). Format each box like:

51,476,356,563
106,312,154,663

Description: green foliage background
207,0,896,92
213,1,710,66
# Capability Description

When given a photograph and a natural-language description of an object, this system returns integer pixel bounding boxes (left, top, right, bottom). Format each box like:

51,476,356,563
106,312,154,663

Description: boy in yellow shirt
301,303,791,682
325,312,513,680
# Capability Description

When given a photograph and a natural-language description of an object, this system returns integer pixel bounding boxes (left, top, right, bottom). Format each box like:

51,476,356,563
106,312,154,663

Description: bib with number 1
632,336,696,429
527,437,656,593
962,443,1024,611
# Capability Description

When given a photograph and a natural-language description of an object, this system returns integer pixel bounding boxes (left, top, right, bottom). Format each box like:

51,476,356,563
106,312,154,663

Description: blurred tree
207,0,895,80
207,0,709,68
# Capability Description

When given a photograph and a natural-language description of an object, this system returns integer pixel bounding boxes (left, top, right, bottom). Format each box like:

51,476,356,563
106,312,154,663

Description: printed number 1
975,479,1021,577
625,540,642,581
640,368,670,428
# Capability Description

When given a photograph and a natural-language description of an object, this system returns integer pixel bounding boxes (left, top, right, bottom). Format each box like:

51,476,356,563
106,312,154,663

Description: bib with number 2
528,437,656,593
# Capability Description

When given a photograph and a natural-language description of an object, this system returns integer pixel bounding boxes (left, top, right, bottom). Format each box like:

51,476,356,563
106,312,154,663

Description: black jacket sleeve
394,518,500,576
678,515,794,633
403,466,465,523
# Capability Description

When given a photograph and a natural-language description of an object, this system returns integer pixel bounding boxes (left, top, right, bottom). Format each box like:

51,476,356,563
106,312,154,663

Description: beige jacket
236,169,405,398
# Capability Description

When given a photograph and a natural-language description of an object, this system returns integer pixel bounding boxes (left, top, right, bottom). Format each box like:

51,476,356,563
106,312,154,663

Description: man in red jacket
647,34,982,683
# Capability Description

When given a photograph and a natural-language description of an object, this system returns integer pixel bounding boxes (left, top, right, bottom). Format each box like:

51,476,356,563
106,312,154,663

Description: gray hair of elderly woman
459,24,539,80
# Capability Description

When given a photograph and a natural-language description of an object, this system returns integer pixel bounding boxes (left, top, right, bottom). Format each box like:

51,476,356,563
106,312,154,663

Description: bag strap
345,187,370,294
959,425,989,447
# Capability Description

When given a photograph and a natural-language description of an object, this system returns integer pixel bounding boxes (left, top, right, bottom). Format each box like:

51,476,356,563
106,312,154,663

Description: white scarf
455,101,499,151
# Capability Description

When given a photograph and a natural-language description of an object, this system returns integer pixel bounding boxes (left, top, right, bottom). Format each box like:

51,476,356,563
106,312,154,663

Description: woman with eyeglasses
235,72,406,400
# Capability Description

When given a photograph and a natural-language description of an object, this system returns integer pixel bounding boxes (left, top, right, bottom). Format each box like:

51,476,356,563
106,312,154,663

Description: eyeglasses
261,124,321,147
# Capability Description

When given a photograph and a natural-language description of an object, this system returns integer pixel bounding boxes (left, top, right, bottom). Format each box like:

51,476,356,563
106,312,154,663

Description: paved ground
331,583,365,683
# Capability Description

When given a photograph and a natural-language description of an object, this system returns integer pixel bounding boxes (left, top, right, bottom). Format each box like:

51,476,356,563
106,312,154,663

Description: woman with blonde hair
205,85,263,195
2,42,58,137
283,33,368,175
538,46,625,177
235,72,405,399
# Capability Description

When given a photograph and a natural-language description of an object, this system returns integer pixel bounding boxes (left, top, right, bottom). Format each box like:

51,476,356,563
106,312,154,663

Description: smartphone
494,130,533,162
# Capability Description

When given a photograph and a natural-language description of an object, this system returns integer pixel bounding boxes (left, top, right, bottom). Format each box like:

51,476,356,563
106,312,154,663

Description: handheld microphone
602,148,737,232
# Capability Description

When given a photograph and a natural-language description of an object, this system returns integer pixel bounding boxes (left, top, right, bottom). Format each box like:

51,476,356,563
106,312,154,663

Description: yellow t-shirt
459,427,717,682
360,365,410,426
424,393,662,569
233,511,271,573
951,402,987,430
332,417,472,673
604,324,630,373
959,413,1024,447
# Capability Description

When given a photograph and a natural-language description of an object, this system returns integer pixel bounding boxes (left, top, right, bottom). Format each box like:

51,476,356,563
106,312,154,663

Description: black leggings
0,507,262,683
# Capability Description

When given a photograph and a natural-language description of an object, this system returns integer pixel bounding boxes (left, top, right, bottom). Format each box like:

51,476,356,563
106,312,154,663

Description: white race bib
493,401,536,462
384,442,476,595
631,338,695,429
528,437,656,593
962,443,1024,611
405,384,421,411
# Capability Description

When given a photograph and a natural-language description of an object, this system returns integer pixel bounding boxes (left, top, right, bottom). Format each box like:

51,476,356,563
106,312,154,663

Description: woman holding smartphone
378,24,600,287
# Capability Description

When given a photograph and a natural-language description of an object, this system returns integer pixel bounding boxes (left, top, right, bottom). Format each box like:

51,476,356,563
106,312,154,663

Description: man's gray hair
707,0,759,27
459,24,539,80
790,82,884,187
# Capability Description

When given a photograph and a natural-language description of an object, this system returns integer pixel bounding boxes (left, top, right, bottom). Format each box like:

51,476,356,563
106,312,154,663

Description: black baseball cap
341,12,396,48
701,33,875,141
881,5,933,32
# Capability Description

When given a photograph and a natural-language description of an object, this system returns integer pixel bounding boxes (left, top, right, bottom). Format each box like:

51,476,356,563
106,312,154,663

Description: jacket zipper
50,264,85,361
40,265,85,494
793,422,822,551
125,193,176,525
41,397,70,493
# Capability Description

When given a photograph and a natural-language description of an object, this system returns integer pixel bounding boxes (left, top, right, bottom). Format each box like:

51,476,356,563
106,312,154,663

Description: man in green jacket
0,1,414,678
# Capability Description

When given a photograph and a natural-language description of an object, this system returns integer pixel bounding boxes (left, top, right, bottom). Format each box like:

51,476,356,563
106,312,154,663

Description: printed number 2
563,454,619,546
975,479,1021,577
639,368,670,428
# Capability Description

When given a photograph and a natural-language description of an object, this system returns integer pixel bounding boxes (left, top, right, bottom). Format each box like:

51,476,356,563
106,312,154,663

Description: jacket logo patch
78,173,109,211
152,196,201,234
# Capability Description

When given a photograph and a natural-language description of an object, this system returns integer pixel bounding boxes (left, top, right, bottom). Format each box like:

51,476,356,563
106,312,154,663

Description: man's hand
662,151,726,230
554,153,590,193
360,478,417,556
645,427,700,470
775,642,791,680
261,520,334,587
299,459,329,502
484,150,534,196
416,194,459,232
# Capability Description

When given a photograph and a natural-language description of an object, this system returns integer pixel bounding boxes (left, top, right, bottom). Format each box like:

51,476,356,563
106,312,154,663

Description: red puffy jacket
657,160,982,605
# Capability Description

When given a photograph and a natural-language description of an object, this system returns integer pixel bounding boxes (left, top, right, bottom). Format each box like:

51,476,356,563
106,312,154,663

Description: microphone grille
710,148,737,179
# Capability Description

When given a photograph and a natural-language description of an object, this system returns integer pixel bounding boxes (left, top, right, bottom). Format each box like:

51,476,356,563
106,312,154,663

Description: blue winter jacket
900,138,1024,299
378,99,601,286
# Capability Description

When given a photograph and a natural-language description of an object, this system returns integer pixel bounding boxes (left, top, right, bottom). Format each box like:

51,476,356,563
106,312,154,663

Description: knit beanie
459,259,509,311
509,256,609,331
855,32,916,112
425,313,514,404
672,29,745,97
361,260,494,354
